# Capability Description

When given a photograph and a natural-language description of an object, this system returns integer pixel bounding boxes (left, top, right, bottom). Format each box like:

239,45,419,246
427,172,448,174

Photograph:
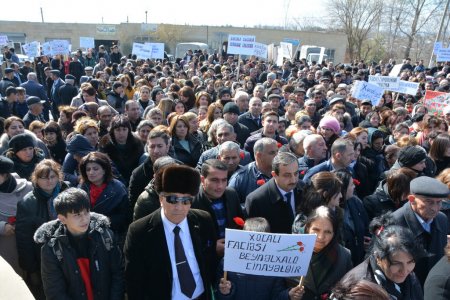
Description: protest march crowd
1,41,450,300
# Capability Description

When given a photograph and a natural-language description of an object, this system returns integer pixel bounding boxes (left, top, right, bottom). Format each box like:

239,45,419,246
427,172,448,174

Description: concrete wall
0,21,347,62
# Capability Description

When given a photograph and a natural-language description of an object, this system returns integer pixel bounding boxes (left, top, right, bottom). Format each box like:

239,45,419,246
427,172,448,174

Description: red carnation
321,293,329,300
257,179,265,186
233,217,245,228
353,179,360,186
8,216,16,225
239,151,245,160
277,142,282,148
300,170,305,175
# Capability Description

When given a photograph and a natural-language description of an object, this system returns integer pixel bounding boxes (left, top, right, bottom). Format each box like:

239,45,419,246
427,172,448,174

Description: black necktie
285,192,293,218
173,226,196,298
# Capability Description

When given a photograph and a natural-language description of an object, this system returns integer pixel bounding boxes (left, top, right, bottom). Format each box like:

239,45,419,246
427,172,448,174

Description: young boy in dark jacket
34,188,124,300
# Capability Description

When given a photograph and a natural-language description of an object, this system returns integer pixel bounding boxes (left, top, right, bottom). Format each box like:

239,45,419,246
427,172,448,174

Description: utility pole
429,0,450,68
40,7,44,23
145,11,148,24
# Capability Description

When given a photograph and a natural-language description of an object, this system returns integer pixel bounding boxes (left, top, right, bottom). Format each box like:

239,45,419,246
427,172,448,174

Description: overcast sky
0,0,327,27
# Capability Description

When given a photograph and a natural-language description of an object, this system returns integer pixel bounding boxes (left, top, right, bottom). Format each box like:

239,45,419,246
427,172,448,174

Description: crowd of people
0,43,450,300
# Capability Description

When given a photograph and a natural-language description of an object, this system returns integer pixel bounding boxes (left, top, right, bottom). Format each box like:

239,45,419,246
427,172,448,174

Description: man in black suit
238,96,263,133
191,159,244,257
245,152,302,233
392,176,449,286
124,165,217,300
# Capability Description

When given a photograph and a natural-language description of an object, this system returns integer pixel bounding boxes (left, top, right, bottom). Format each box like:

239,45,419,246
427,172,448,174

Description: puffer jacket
34,212,124,300
15,182,70,273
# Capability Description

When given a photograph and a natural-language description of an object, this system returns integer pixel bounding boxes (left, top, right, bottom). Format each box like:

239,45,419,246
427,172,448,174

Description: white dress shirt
161,209,205,299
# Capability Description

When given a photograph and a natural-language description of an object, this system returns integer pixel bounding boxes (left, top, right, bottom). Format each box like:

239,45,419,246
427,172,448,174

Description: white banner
253,42,268,59
224,229,316,277
144,42,165,59
389,64,403,77
79,37,95,49
22,41,40,58
368,75,400,89
352,80,384,106
280,42,293,59
132,42,145,58
388,80,420,95
42,42,52,56
0,35,8,46
50,40,70,56
437,48,450,62
227,35,256,55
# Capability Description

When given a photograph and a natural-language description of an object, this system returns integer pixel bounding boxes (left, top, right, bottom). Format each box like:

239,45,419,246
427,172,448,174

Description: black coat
424,255,450,300
35,213,124,300
238,112,262,134
133,181,160,221
128,156,154,216
191,187,244,239
363,180,403,221
232,122,250,148
99,134,144,186
58,83,78,106
124,208,217,300
15,182,69,273
392,202,448,286
172,135,202,168
245,178,302,234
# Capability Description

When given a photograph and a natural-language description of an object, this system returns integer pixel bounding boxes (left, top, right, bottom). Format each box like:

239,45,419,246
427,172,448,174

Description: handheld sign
437,48,450,62
0,36,8,46
389,64,403,77
280,42,293,59
227,35,256,56
22,41,40,58
368,75,400,89
50,40,70,56
80,37,95,49
388,80,419,95
434,42,443,53
352,80,384,106
424,90,450,115
253,42,268,60
144,43,165,59
224,229,316,277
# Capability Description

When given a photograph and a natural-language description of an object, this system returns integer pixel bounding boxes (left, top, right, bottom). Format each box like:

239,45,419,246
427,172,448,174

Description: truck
298,45,328,65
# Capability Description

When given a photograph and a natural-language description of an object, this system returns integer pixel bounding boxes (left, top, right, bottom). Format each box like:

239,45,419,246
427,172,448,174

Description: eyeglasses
163,195,193,205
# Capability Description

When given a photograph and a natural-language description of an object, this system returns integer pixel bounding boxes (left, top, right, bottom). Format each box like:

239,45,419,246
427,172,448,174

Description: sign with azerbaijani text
79,37,95,49
144,43,165,59
41,42,51,56
434,42,443,53
22,42,40,58
224,229,316,277
424,90,450,115
437,48,450,62
227,35,256,56
352,80,384,106
368,75,400,89
253,42,268,59
388,80,420,95
50,40,70,56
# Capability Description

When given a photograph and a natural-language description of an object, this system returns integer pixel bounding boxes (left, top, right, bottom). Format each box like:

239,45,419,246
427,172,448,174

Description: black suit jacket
245,178,302,233
238,111,262,133
124,208,217,300
392,202,448,286
191,187,244,239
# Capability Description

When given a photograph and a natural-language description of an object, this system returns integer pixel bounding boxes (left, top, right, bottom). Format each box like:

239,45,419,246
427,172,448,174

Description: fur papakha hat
154,165,200,196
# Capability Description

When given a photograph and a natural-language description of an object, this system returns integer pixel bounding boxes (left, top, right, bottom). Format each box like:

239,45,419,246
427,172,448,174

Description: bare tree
394,0,444,58
327,0,384,61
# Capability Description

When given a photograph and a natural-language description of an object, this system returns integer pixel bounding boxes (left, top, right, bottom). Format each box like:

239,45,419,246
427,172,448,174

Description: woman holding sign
293,206,352,300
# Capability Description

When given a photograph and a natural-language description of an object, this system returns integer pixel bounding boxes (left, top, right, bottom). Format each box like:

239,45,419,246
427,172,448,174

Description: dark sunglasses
164,195,193,205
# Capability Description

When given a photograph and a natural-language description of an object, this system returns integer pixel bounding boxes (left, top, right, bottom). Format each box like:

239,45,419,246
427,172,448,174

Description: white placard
389,64,403,77
388,80,420,95
352,80,384,106
22,41,40,58
280,42,293,59
79,37,95,49
437,48,450,62
50,40,70,56
253,42,268,59
144,42,165,59
132,42,145,58
434,42,443,53
224,229,316,277
227,35,256,55
42,42,52,56
0,35,8,46
368,75,400,89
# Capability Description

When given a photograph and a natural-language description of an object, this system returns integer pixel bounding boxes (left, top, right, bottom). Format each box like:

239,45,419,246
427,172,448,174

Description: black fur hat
154,165,200,196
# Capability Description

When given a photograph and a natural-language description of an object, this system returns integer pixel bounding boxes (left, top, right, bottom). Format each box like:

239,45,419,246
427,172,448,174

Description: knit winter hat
66,134,94,157
319,116,340,134
8,133,35,153
397,146,427,168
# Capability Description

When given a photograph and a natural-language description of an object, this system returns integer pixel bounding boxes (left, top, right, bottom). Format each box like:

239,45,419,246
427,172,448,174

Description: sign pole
298,276,304,287
236,54,241,80
223,271,228,281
